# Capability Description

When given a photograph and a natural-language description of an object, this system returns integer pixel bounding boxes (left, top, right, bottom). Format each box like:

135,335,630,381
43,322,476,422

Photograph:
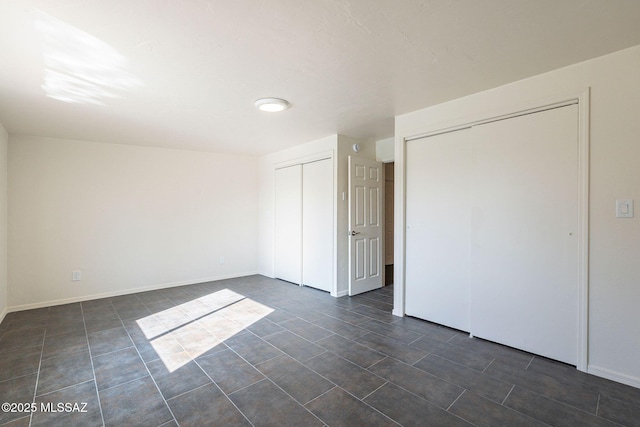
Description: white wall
0,123,7,323
8,135,258,309
376,137,394,163
396,45,640,387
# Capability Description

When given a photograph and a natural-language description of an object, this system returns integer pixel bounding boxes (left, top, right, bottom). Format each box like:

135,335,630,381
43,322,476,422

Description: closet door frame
395,88,590,372
274,150,337,296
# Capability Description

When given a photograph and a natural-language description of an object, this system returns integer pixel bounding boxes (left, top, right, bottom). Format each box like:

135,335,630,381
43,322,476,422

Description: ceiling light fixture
255,97,290,112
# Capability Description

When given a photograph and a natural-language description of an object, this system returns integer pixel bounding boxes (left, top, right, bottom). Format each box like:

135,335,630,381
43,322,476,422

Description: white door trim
394,88,590,372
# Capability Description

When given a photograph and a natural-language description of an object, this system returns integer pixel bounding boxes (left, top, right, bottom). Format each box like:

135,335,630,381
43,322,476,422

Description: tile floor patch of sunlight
136,289,273,372
35,10,141,105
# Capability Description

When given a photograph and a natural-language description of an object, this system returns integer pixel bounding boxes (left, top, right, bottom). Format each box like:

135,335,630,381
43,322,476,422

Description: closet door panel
405,129,472,331
470,105,579,364
302,158,333,292
275,165,302,285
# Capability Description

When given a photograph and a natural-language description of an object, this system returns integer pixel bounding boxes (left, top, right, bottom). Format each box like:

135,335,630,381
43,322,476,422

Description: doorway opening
384,162,394,286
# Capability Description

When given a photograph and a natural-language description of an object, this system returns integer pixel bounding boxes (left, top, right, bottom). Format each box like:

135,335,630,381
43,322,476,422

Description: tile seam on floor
28,327,47,427
189,358,256,427
363,356,471,413
319,309,371,327
263,327,329,358
34,378,97,398
80,304,106,427
224,329,285,367
310,320,368,342
302,384,337,408
366,355,389,370
299,349,387,402
224,332,348,425
501,384,516,405
411,352,430,367
278,318,336,343
116,315,178,427
525,355,535,369
163,381,210,403
87,343,138,360
360,380,389,401
505,385,621,423
482,358,496,373
354,331,428,365
95,372,151,393
236,374,325,426
446,388,466,411
0,372,40,385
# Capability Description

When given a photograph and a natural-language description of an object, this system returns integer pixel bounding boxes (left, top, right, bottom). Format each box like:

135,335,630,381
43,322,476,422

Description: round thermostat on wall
352,143,360,152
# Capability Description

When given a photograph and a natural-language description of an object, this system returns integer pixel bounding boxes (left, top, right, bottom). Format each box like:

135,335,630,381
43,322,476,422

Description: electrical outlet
616,199,634,218
72,270,82,281
219,257,225,265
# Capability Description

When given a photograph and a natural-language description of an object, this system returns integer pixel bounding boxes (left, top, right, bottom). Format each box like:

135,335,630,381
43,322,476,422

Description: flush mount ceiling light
254,97,290,112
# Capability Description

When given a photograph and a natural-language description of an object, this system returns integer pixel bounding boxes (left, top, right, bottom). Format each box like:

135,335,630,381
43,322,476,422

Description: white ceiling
1,1,640,156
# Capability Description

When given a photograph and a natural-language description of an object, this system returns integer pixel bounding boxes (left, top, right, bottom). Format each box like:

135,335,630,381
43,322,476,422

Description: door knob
349,231,360,236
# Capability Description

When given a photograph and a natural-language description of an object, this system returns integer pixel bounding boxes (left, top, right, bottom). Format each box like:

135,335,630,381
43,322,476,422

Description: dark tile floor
1,275,639,426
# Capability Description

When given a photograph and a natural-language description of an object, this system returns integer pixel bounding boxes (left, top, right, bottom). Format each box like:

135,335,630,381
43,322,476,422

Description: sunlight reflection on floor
137,289,273,372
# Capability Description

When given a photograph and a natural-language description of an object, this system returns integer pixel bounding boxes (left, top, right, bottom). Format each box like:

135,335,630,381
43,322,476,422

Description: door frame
394,88,590,372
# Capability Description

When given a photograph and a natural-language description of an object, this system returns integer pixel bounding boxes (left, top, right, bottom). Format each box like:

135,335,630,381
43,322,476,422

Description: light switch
616,199,634,218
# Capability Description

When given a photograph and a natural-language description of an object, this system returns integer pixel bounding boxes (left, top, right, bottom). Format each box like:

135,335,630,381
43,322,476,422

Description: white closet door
470,105,579,364
275,164,302,285
405,129,472,331
302,158,333,292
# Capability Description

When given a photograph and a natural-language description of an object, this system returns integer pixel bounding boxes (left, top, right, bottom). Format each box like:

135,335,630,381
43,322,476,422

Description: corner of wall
376,137,395,163
0,123,8,324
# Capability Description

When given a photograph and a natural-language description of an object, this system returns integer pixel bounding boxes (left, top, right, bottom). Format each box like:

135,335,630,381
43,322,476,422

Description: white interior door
302,159,333,292
348,156,383,296
405,129,472,331
470,105,579,364
274,165,302,285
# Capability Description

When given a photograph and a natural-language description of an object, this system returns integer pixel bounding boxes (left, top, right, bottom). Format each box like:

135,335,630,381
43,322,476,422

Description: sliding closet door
275,165,302,285
302,158,333,292
470,105,579,364
405,129,472,331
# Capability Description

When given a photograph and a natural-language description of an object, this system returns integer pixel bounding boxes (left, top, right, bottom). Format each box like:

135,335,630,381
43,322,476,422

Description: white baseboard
334,290,349,298
392,308,404,317
0,306,7,326
588,364,640,389
7,271,258,313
